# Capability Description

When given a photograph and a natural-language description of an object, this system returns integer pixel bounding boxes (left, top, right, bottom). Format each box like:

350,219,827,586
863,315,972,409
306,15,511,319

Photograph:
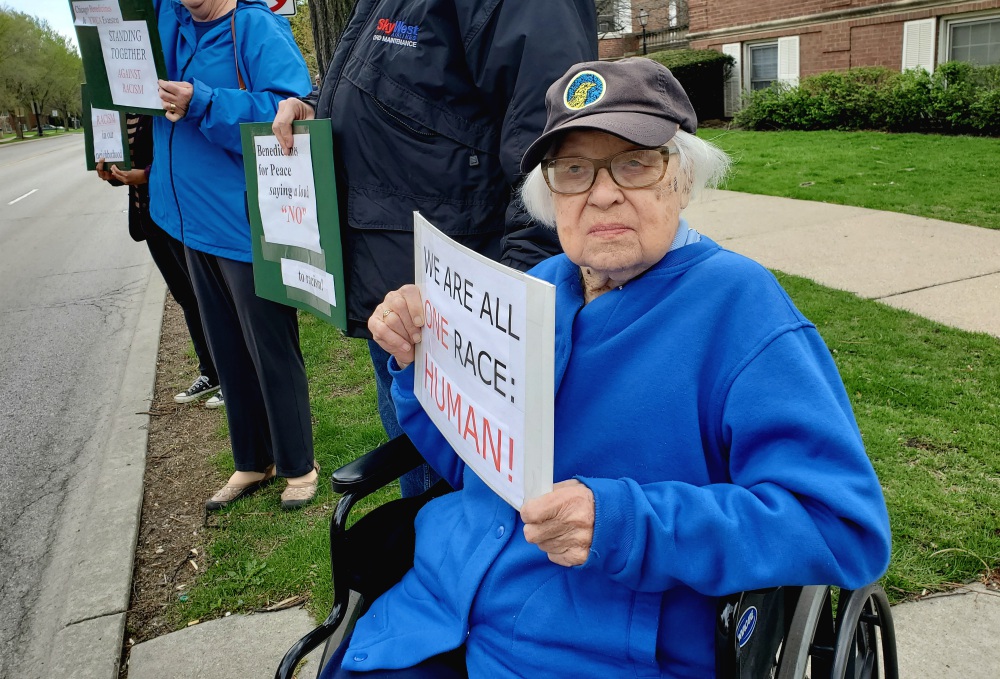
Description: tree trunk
307,0,357,78
34,101,44,136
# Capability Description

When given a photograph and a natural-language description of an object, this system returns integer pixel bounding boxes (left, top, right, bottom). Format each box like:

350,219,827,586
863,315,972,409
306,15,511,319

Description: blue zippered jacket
343,237,892,677
312,0,597,336
149,0,312,262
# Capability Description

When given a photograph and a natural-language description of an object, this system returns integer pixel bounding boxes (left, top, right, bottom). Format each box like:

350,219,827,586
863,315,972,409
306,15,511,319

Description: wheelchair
276,436,899,679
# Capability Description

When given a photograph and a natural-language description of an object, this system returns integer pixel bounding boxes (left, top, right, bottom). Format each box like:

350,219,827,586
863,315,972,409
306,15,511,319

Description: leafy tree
289,0,318,79
0,9,82,137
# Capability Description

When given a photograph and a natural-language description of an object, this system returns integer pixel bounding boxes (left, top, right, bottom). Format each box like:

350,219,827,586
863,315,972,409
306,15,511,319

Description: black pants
141,216,216,383
185,248,314,478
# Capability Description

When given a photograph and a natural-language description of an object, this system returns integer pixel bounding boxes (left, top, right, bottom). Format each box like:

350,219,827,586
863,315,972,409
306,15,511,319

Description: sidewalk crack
65,611,124,629
876,270,1000,300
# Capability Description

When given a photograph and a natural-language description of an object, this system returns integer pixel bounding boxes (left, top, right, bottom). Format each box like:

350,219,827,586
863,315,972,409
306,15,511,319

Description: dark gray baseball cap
520,57,697,173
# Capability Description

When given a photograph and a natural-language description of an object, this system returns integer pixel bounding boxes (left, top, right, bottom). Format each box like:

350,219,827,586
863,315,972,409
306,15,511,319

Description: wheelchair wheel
776,586,836,679
830,585,898,679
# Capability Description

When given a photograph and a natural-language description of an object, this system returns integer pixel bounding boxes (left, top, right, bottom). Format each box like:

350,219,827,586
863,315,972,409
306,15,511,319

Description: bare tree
595,0,623,37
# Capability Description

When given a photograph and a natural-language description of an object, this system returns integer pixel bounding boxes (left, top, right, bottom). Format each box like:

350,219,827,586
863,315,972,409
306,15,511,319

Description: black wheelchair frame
276,436,899,679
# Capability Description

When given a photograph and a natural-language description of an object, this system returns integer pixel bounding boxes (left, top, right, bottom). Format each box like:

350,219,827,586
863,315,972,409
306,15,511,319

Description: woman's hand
95,159,114,182
521,480,595,567
368,284,424,369
272,97,316,155
110,165,148,186
158,80,194,122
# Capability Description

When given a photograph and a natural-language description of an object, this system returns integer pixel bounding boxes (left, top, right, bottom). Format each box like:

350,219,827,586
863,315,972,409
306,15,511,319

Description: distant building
597,0,690,59
686,0,1000,115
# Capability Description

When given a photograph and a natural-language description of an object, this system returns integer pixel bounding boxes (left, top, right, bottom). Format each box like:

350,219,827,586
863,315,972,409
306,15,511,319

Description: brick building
597,0,690,59
687,0,1000,114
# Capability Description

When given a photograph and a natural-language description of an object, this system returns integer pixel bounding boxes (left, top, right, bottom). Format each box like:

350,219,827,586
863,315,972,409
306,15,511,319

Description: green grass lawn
0,128,82,142
171,287,1000,628
700,129,1000,230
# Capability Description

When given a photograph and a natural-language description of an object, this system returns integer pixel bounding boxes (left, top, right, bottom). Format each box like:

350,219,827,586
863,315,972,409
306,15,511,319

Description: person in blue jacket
151,0,319,510
271,0,597,498
340,58,893,677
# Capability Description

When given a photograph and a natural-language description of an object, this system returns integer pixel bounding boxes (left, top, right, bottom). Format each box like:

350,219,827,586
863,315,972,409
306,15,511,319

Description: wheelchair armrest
331,435,425,496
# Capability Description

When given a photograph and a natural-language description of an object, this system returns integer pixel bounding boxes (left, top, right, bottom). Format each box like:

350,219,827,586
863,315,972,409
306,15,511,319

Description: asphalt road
0,134,154,676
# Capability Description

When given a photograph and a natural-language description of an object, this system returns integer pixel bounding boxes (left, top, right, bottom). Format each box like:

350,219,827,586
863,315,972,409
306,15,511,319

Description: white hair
518,129,732,229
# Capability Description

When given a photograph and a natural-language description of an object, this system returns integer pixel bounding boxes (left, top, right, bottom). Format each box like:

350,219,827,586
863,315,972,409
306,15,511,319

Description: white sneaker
174,376,219,404
205,391,225,409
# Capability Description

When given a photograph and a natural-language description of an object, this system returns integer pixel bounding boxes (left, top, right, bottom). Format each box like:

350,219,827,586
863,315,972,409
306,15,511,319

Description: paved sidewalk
120,191,999,679
685,190,1000,338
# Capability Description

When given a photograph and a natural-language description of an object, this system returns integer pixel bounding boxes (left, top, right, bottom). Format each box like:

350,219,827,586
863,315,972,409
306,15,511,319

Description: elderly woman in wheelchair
308,58,893,678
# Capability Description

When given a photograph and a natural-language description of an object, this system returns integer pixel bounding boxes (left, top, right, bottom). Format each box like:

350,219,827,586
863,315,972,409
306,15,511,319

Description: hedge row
734,62,1000,135
646,49,735,122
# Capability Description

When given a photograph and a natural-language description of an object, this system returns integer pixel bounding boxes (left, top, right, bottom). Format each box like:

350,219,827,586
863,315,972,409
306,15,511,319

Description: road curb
48,270,166,678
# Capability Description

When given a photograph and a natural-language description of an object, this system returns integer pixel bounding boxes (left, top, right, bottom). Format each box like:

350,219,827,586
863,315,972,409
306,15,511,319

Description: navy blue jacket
313,0,597,336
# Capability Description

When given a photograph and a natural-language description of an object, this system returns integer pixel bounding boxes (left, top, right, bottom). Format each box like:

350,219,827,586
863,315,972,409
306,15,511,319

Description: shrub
733,62,1000,135
645,49,735,121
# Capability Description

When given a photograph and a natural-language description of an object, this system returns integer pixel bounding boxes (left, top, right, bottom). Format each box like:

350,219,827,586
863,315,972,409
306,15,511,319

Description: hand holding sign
521,480,595,567
369,285,425,368
158,80,193,121
272,98,316,155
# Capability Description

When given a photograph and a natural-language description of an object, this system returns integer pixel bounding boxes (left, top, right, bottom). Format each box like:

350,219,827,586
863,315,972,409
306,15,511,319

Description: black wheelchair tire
776,585,833,679
831,585,899,679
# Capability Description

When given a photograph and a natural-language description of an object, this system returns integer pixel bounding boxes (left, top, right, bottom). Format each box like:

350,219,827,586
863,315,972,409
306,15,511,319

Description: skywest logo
373,18,420,48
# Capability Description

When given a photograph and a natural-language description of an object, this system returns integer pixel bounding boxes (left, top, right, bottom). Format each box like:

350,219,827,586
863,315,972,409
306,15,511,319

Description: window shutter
722,43,742,117
902,18,936,72
777,36,800,86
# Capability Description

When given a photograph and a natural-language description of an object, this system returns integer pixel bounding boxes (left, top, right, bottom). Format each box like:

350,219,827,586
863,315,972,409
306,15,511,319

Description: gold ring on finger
170,102,177,112
382,309,393,319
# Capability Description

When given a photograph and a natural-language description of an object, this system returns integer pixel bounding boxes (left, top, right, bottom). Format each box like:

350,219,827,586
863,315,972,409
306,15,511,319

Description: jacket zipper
169,48,197,245
370,95,436,137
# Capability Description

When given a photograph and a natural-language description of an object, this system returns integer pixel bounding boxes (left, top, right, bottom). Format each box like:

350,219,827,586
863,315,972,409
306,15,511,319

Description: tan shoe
281,463,320,510
205,465,276,511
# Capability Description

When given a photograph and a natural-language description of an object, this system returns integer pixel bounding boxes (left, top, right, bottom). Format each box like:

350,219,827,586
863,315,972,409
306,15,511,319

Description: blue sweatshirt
345,236,892,677
149,0,311,261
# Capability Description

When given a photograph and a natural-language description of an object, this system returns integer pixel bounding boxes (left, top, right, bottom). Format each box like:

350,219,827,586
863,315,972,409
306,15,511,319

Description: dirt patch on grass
123,296,228,651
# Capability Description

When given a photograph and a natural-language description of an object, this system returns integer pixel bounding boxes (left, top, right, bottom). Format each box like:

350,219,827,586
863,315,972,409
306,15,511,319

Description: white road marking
7,189,38,205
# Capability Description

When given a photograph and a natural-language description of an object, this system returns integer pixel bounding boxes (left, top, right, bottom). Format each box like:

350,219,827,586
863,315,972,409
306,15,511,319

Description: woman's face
551,130,688,285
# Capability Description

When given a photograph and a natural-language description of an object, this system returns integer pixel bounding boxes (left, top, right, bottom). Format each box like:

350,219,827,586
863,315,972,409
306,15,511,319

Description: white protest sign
72,1,123,26
91,107,124,163
280,258,336,306
97,21,162,110
269,0,297,16
413,213,555,509
253,134,322,253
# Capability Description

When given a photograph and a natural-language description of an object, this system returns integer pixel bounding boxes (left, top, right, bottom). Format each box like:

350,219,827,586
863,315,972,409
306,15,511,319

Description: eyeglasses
541,147,676,195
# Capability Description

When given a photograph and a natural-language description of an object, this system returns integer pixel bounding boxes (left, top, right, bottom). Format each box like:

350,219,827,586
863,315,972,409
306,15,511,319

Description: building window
748,43,779,90
948,16,1000,65
597,0,632,36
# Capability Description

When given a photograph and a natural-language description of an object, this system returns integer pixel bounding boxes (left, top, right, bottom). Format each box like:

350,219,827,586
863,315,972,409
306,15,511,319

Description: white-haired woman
328,58,892,678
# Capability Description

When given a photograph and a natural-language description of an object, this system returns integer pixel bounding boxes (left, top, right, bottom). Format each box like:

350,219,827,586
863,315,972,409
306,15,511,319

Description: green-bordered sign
69,0,168,116
240,120,346,330
81,83,131,171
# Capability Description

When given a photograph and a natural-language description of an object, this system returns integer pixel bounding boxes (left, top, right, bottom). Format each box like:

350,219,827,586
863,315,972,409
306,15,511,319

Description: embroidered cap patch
563,71,606,111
